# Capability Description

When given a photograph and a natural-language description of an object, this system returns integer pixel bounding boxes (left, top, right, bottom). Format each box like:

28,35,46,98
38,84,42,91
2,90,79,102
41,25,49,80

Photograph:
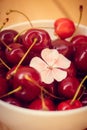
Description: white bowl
0,20,87,130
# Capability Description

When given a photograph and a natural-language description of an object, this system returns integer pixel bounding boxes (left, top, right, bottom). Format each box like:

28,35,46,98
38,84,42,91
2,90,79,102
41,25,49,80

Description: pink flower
30,48,71,84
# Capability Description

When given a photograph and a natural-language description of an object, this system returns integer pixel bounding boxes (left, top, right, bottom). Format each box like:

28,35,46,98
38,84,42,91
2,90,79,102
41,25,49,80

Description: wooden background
0,0,87,27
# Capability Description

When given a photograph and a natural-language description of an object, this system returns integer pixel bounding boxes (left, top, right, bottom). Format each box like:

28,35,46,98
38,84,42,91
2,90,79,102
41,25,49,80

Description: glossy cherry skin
71,35,87,45
74,43,87,73
13,66,41,102
65,63,76,77
57,100,82,110
3,96,22,107
57,77,82,99
22,28,52,52
5,43,25,65
80,89,87,106
54,18,75,39
28,97,56,111
51,39,73,59
0,76,8,97
0,29,18,49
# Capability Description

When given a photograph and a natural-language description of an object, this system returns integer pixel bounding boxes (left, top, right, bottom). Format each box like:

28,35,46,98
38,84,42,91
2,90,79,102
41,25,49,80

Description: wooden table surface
0,0,87,130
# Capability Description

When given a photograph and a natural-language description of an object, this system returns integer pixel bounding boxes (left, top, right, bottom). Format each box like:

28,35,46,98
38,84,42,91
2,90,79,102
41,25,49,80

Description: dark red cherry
28,97,56,111
65,63,76,77
71,35,87,46
80,90,87,106
0,76,8,97
57,99,82,110
5,43,25,65
51,39,73,59
74,43,87,73
3,96,22,107
22,28,51,52
13,66,41,102
57,77,82,99
0,29,18,49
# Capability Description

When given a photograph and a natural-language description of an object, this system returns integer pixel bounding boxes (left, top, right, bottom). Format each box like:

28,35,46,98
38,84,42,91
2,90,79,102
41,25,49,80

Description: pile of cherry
0,17,87,111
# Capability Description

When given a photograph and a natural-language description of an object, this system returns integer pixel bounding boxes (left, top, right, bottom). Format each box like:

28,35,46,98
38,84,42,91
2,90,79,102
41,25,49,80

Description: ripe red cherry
51,39,73,59
57,99,82,110
22,28,52,52
3,96,22,107
5,43,25,65
71,35,87,46
80,90,87,106
54,18,75,39
28,97,56,111
0,76,8,97
71,35,87,55
74,43,87,73
0,29,18,49
65,63,76,77
13,66,41,102
57,77,82,99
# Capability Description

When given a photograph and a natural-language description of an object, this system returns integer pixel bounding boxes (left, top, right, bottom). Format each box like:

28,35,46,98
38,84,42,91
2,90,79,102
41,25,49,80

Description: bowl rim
0,19,87,116
0,99,87,116
3,19,87,30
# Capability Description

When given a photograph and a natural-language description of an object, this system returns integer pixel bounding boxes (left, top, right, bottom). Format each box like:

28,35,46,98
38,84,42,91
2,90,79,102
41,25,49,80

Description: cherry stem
0,18,9,31
0,39,12,51
40,89,48,110
13,29,28,42
0,86,22,99
0,58,11,70
70,75,87,105
13,38,38,74
6,9,33,28
25,74,62,99
77,5,83,29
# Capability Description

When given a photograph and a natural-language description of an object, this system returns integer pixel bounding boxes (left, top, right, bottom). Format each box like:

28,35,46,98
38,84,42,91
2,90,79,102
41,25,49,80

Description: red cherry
65,63,76,77
28,97,56,111
22,28,52,52
54,18,75,39
0,29,18,49
5,43,25,65
80,90,87,106
13,66,41,102
57,100,82,110
71,35,87,46
74,43,87,73
0,76,8,97
51,39,73,59
3,96,22,107
57,77,82,99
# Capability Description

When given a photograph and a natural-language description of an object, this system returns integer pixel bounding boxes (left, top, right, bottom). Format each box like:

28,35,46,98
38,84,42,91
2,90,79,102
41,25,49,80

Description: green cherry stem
70,75,87,105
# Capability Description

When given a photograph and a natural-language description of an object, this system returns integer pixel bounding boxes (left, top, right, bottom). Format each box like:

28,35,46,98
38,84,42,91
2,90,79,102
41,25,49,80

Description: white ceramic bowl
0,20,87,130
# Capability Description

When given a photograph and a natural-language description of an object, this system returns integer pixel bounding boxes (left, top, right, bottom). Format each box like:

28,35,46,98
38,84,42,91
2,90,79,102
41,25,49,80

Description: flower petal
53,54,71,69
52,68,67,82
40,69,54,84
41,48,59,66
30,57,48,73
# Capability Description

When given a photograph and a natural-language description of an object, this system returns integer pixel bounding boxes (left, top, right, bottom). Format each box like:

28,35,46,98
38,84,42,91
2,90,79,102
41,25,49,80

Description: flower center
48,66,53,70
